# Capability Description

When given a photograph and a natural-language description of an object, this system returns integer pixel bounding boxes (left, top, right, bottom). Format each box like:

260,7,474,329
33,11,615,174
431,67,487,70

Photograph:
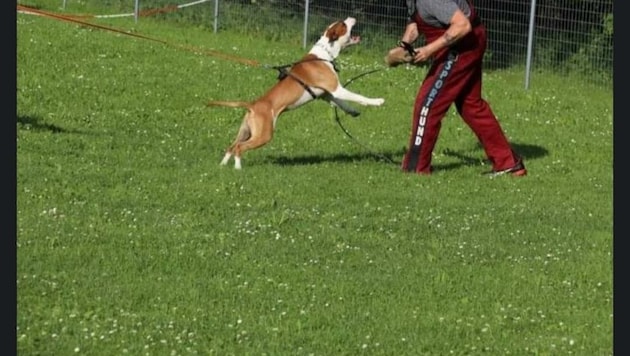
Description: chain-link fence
51,0,613,88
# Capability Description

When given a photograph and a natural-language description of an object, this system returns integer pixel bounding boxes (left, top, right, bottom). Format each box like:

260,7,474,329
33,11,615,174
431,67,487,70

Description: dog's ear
325,21,346,43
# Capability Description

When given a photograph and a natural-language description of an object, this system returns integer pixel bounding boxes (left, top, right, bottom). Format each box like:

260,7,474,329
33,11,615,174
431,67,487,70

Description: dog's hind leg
221,118,251,167
232,135,272,169
220,151,237,167
231,113,274,169
220,152,232,166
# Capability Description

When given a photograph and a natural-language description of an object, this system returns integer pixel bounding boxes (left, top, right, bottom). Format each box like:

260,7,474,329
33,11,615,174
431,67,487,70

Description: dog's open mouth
343,35,361,48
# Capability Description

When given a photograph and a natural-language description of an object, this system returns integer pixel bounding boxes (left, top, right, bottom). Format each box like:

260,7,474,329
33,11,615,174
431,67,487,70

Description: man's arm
401,21,420,44
412,9,471,63
385,22,421,67
384,22,422,67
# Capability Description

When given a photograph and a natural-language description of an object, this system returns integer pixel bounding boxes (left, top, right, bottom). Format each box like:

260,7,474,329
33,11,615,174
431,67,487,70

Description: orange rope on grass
138,5,179,17
16,4,261,68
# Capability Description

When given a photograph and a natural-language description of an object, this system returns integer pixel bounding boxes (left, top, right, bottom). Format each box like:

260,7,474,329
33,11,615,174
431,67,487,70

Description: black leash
268,57,341,75
398,40,417,57
333,68,399,165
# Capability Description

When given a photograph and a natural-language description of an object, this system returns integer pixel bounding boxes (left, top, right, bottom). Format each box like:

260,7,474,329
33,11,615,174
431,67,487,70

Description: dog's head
313,17,360,59
325,17,360,47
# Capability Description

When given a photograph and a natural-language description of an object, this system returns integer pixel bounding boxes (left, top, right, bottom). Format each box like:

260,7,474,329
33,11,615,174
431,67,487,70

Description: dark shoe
484,158,527,178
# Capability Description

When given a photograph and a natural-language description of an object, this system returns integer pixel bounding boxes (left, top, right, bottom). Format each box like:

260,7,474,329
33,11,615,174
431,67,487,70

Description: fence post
524,0,537,90
134,0,140,23
213,0,219,33
62,0,67,9
302,0,310,49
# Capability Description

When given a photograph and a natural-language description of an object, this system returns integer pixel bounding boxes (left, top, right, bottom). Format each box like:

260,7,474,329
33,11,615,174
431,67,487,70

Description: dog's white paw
220,153,231,166
369,98,385,106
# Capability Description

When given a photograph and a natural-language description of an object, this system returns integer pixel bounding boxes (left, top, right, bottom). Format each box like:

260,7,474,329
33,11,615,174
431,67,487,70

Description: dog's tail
206,100,253,110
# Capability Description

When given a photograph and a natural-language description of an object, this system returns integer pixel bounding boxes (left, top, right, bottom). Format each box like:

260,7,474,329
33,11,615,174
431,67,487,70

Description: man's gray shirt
406,0,472,27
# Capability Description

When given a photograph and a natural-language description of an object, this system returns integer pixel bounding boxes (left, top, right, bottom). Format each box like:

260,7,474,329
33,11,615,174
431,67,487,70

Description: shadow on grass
434,142,549,172
17,115,90,135
268,142,547,172
269,148,405,167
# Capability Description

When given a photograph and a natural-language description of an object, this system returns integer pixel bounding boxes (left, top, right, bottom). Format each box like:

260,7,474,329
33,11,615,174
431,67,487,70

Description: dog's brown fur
207,17,385,169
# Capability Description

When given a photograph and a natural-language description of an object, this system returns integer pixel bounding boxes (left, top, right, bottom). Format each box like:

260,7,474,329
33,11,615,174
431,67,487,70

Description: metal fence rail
53,0,613,89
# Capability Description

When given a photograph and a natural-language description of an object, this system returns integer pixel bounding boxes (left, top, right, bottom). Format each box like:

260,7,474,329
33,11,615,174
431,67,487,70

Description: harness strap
272,57,340,99
275,66,318,99
270,58,360,116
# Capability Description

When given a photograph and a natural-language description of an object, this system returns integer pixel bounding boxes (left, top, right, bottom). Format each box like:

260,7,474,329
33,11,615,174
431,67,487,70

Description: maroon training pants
401,20,519,174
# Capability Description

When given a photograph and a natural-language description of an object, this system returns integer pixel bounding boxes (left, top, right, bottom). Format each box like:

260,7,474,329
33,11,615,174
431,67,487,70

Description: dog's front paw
370,98,385,106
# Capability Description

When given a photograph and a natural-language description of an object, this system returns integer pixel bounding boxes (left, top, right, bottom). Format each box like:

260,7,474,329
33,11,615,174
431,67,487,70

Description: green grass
17,6,612,356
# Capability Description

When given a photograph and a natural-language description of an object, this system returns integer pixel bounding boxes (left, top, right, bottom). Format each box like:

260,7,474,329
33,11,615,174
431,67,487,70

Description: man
386,0,527,177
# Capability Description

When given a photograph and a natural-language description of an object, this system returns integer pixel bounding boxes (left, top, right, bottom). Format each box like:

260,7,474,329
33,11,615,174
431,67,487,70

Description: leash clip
398,40,417,57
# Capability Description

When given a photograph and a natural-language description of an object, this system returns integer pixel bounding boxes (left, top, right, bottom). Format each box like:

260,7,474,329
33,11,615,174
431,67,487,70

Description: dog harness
272,59,360,117
273,58,340,98
274,64,319,99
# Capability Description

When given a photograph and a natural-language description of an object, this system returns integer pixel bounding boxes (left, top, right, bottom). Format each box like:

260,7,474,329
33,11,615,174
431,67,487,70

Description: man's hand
384,47,414,67
412,46,434,63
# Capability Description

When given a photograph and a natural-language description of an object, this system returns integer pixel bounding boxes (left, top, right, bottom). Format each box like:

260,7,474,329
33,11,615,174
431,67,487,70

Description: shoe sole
486,168,527,178
511,168,527,177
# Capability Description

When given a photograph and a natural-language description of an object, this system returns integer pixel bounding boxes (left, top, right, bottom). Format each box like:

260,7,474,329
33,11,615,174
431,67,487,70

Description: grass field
17,3,613,355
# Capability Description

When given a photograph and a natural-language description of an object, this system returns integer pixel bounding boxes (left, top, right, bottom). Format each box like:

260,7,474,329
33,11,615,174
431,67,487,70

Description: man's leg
455,64,522,171
402,52,461,174
454,25,524,173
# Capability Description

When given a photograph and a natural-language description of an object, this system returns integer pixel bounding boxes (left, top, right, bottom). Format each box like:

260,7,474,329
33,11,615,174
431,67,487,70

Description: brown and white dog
207,17,385,169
